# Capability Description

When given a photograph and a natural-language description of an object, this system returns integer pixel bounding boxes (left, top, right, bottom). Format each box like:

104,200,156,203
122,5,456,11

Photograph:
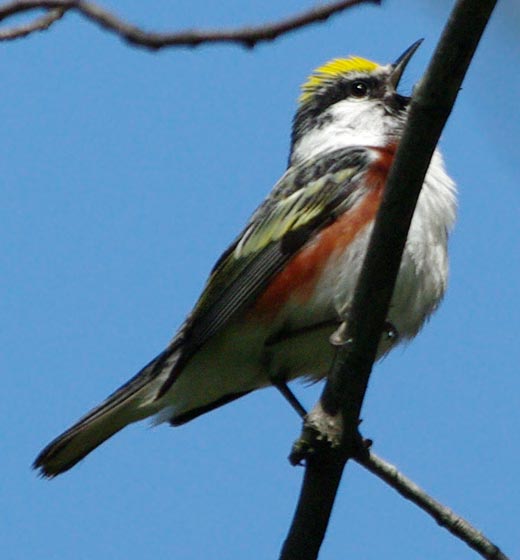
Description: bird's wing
158,147,371,376
32,149,377,476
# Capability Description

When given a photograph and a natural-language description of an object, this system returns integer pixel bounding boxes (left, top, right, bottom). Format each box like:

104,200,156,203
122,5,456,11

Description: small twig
0,0,378,49
0,6,63,39
355,451,509,560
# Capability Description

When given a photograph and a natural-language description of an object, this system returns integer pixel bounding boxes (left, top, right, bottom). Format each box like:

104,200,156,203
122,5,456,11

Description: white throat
290,99,398,165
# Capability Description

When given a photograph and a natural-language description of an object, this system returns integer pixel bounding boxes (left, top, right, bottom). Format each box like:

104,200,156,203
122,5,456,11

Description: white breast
332,148,457,340
266,149,456,381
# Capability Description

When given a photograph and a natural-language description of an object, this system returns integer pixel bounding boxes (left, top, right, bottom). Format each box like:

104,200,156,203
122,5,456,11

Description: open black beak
390,39,423,90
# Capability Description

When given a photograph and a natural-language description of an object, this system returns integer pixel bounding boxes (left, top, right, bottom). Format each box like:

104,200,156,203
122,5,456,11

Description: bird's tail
33,349,179,478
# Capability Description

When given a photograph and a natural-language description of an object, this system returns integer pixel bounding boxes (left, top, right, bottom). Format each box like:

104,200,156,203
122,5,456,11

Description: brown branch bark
280,0,500,558
0,5,63,38
355,451,509,560
0,0,378,47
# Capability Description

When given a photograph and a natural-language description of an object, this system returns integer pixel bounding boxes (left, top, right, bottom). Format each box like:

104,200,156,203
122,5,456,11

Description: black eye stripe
312,76,378,110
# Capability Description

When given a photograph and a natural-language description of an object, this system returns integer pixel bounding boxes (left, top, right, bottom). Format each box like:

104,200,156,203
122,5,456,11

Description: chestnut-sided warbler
35,41,456,477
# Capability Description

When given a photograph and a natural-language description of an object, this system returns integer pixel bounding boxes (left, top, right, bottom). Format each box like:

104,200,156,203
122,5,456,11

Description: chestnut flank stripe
252,146,395,318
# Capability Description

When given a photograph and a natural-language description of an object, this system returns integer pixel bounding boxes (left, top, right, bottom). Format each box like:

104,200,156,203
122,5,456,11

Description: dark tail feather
34,348,179,478
169,390,251,426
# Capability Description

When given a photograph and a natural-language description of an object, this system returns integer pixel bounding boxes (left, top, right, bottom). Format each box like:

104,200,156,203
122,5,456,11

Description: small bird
34,41,456,478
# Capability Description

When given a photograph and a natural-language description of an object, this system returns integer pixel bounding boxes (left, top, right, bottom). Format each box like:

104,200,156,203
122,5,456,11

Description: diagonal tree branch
280,0,500,559
0,0,378,48
0,5,63,38
355,451,509,560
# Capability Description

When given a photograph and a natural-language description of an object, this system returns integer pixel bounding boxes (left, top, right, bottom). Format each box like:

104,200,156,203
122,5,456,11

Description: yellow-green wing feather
180,147,370,354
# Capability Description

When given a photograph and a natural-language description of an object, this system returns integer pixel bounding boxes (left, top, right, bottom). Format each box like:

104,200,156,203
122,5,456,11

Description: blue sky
3,1,519,559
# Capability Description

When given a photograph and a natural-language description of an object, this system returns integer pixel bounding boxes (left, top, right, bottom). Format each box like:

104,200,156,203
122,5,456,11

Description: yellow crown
299,56,380,104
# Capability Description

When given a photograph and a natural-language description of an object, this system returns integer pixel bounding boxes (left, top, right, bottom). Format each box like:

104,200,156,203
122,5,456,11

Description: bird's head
289,40,422,165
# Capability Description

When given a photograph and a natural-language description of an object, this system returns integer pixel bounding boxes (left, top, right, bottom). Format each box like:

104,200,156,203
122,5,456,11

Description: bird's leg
330,322,349,346
330,303,351,346
264,319,340,418
330,308,399,347
271,373,307,419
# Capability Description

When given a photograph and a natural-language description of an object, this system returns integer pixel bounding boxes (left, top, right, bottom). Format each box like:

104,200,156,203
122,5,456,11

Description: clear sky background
3,1,519,559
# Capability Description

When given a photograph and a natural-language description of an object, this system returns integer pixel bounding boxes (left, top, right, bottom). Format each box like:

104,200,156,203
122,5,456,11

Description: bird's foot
289,402,368,466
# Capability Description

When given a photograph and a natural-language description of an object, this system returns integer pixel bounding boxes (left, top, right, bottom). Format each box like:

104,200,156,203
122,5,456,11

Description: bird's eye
351,80,369,98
